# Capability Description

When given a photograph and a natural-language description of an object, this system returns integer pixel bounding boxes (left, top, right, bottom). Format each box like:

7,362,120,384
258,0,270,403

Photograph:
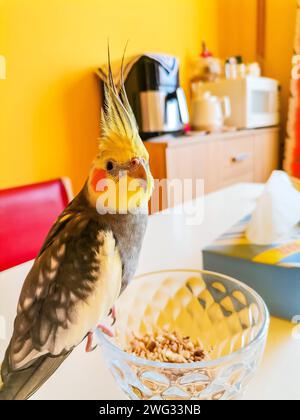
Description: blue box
203,217,300,320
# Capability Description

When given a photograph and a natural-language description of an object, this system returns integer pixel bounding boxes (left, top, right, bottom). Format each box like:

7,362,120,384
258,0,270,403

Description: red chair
0,178,73,272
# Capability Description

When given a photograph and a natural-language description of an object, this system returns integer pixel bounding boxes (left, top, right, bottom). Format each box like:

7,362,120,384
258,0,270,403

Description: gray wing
0,346,71,400
5,210,118,372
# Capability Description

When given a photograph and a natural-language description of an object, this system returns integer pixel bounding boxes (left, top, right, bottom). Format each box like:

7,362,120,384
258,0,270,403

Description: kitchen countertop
0,183,299,400
145,127,279,148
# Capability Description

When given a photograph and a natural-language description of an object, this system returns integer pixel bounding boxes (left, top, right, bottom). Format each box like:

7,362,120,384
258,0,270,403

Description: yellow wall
0,0,218,193
218,0,257,62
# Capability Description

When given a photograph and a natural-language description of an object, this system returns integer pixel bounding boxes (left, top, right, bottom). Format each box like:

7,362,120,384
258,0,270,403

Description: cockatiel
0,52,154,400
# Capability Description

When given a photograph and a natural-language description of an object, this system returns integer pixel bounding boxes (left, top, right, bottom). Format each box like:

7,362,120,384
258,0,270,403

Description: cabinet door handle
231,153,250,163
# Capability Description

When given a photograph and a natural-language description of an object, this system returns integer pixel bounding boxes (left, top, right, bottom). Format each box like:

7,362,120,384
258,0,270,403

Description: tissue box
203,216,300,320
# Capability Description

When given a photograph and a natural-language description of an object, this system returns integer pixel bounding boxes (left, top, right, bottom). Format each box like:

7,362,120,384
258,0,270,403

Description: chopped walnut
125,330,205,363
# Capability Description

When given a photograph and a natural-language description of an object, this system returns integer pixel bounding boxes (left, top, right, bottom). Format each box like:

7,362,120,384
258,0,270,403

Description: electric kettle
191,91,231,131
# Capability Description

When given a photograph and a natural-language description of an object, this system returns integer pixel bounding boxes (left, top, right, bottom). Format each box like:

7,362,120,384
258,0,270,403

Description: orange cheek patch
91,168,107,191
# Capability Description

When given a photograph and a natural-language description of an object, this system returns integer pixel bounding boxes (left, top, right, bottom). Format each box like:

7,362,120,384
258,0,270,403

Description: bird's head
87,59,153,214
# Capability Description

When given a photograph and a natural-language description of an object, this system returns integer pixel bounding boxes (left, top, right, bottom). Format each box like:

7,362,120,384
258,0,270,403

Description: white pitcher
191,92,231,131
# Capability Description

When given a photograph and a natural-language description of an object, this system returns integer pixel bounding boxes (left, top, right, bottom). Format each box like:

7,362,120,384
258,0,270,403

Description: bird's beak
128,159,148,190
128,160,148,181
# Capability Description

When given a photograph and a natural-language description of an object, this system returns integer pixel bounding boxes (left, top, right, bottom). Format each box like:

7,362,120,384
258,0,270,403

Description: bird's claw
108,306,116,326
85,332,97,353
96,324,114,337
85,324,114,353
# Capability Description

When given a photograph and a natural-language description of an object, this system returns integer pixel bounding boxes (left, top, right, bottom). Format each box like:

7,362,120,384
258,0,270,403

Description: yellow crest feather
99,45,145,156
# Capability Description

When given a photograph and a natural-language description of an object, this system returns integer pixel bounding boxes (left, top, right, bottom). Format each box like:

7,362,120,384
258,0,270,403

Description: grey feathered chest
102,212,147,290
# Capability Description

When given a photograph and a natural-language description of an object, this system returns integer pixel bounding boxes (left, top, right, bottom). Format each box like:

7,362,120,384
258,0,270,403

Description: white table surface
0,183,299,400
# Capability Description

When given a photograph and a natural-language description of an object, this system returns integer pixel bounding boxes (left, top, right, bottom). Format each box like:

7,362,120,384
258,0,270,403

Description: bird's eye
106,161,114,171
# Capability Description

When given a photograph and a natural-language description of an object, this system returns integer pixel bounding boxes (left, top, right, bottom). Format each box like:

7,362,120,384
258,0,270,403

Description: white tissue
246,171,300,245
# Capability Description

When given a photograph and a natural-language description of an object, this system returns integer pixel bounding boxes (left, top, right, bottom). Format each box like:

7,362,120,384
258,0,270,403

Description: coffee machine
124,54,189,140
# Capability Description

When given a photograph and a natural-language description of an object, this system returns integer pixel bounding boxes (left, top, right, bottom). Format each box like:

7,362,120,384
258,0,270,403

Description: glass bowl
96,270,269,400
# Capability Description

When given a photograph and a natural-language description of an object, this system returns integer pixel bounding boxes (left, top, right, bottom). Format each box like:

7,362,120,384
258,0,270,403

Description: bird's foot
85,332,97,353
96,324,114,337
108,306,116,326
85,324,114,353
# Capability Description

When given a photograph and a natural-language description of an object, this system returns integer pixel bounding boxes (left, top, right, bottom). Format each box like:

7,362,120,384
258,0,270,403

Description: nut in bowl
96,270,269,400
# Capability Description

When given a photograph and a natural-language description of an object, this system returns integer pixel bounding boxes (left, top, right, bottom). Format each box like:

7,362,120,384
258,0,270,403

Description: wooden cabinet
166,141,220,193
219,136,254,187
145,127,280,212
253,130,280,183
